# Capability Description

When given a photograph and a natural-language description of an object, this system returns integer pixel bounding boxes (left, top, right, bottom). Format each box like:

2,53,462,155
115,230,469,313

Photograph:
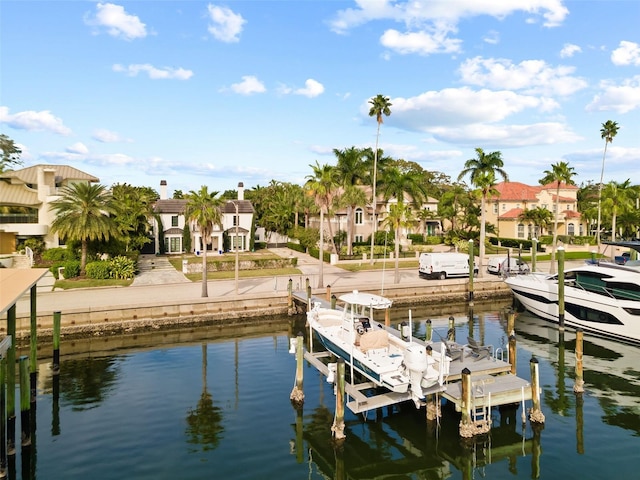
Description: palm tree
49,183,119,275
334,146,368,255
518,206,553,238
602,179,635,244
368,94,392,264
457,148,508,275
596,120,619,249
305,161,339,288
539,161,576,274
185,186,223,297
381,202,414,284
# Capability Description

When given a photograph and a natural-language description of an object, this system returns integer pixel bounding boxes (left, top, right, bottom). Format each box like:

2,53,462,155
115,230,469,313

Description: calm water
9,305,640,479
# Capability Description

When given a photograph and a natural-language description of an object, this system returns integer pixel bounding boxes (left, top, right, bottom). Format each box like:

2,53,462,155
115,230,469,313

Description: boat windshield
567,271,640,301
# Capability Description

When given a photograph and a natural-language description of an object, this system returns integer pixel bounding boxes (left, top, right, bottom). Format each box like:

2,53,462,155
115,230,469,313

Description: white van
487,257,530,275
418,252,478,280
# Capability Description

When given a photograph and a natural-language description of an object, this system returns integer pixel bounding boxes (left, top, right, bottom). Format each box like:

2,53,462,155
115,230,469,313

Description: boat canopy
338,290,393,309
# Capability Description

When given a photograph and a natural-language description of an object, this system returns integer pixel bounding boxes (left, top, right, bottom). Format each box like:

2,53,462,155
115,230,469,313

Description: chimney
160,180,167,200
237,182,244,201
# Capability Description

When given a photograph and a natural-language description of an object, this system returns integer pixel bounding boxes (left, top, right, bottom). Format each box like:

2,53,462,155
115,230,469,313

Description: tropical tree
185,186,223,297
601,179,635,244
596,120,619,248
518,206,553,238
368,94,392,264
381,202,414,284
457,148,508,275
0,134,22,172
111,183,156,252
437,183,469,232
539,161,576,273
305,161,339,288
49,183,119,275
334,146,368,255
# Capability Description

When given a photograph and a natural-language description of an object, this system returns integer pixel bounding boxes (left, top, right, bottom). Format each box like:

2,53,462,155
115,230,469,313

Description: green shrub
110,255,136,279
86,261,112,279
43,248,76,262
287,242,305,253
62,260,81,279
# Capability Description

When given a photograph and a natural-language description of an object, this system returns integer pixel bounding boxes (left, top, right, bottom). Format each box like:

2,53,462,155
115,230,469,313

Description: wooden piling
326,284,331,301
0,354,6,478
331,359,346,441
508,334,517,375
507,309,515,336
573,328,585,394
331,294,337,310
306,284,312,312
290,334,305,405
29,285,37,405
531,238,537,272
459,368,474,438
19,357,30,447
426,393,440,422
384,308,390,328
468,240,474,306
557,246,565,331
6,305,16,456
287,279,293,310
425,319,432,342
52,311,61,375
529,357,545,424
447,316,455,342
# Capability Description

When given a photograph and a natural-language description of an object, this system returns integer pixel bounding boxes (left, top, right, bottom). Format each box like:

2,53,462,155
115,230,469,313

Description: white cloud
380,27,462,55
330,0,569,34
560,43,581,58
294,79,325,98
0,106,72,135
66,143,89,154
458,56,587,96
483,30,500,45
112,64,193,80
611,40,640,66
586,75,640,113
92,129,131,143
207,4,246,43
229,75,266,95
85,3,147,41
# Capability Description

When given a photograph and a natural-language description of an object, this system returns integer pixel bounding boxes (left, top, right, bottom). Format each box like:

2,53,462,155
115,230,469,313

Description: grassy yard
54,278,133,290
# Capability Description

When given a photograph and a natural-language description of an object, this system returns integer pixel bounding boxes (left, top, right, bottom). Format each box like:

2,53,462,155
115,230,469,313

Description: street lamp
232,200,239,295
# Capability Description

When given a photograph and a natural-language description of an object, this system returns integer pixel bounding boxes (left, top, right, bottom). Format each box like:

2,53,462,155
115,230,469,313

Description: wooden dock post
573,328,585,394
507,309,515,336
331,359,346,441
557,246,565,331
326,284,331,301
529,357,545,424
508,334,517,375
290,334,305,406
331,294,336,310
531,238,538,272
0,352,6,478
287,279,293,310
306,283,312,312
384,308,390,328
29,286,37,405
459,368,474,438
6,306,16,457
468,239,474,307
18,357,30,447
447,316,455,343
425,319,432,342
52,311,61,375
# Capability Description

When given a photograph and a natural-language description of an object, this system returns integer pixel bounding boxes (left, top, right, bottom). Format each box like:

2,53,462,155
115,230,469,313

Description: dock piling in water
331,359,346,441
289,334,305,406
529,357,545,424
19,357,30,447
508,334,517,375
557,247,565,331
52,311,61,375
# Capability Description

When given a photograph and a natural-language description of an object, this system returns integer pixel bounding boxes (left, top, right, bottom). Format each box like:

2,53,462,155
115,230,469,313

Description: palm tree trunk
80,240,88,276
550,184,560,275
394,226,400,284
326,212,338,254
317,209,324,288
479,195,487,276
596,142,608,250
201,237,208,297
370,126,381,265
347,205,353,256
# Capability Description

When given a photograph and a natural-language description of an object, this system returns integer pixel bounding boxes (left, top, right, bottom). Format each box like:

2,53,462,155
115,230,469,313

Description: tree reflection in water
185,344,224,451
55,357,121,411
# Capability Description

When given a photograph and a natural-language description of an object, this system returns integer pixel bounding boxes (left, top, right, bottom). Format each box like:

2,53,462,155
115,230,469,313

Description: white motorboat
306,290,451,405
505,262,640,345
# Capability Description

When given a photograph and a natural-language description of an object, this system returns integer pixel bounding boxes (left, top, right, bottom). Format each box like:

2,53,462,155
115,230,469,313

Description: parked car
487,257,530,275
615,252,631,265
418,252,478,280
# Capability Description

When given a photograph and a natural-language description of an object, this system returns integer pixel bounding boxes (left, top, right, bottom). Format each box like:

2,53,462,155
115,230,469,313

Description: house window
167,237,181,253
355,208,363,225
493,204,498,214
568,223,575,236
542,204,548,210
516,203,521,209
501,204,506,211
579,224,584,236
232,235,243,250
355,235,363,243
567,204,572,211
171,215,178,227
517,224,525,238
233,215,239,226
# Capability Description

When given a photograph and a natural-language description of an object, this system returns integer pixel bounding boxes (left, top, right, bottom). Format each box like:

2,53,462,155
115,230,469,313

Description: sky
1,1,639,197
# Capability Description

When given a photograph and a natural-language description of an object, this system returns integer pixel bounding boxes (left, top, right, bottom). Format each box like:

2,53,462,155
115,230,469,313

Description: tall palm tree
457,148,508,275
368,94,392,264
334,146,368,255
185,186,223,297
518,206,553,238
539,161,576,274
596,120,619,249
305,161,339,288
49,183,119,275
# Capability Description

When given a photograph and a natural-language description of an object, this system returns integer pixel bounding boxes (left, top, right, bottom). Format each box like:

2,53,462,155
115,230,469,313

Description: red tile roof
490,182,538,201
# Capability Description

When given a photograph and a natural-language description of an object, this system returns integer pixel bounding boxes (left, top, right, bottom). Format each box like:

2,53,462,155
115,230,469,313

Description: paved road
15,249,583,318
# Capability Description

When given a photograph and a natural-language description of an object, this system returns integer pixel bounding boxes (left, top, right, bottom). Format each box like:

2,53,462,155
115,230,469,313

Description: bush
86,261,112,279
62,260,81,279
110,255,136,279
287,242,305,253
43,248,76,262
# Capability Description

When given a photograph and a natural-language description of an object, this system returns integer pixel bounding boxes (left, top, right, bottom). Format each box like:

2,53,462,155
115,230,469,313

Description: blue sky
2,1,639,196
